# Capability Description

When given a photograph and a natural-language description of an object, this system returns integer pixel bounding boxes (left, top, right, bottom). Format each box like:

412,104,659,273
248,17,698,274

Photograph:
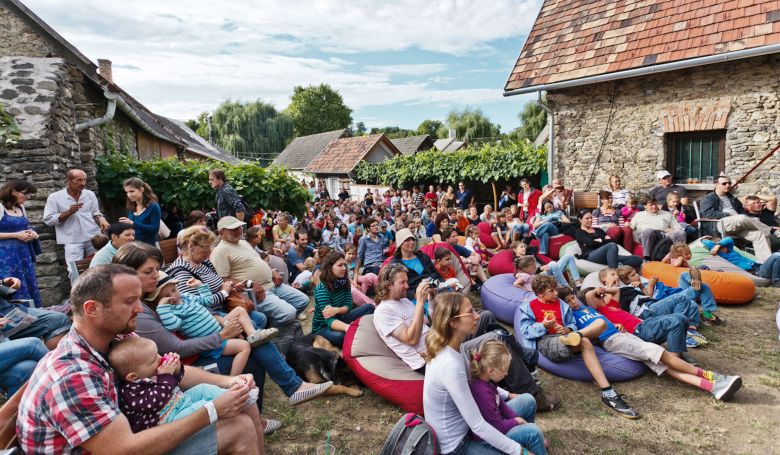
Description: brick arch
660,103,731,133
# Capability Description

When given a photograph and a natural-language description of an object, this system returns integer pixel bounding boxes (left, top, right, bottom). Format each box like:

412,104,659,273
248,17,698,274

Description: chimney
448,128,455,139
98,59,113,83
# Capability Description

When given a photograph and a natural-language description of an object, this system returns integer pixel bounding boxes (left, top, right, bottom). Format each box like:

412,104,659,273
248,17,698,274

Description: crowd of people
0,166,774,453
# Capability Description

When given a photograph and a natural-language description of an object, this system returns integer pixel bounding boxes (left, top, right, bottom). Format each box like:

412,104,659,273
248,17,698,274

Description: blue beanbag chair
536,346,647,382
480,274,534,324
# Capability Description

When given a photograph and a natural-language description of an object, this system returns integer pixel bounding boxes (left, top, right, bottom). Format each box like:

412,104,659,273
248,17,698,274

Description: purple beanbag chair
535,346,647,382
480,274,534,324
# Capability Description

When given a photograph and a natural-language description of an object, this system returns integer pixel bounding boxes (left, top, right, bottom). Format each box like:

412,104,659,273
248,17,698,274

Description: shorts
537,334,577,362
167,422,218,455
602,332,668,375
199,339,228,359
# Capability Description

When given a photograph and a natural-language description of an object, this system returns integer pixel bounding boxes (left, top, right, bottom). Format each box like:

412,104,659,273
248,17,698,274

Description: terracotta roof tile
303,134,400,174
505,0,779,92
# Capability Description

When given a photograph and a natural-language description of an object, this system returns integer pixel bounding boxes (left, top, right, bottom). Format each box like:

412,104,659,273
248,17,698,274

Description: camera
426,278,440,288
245,280,254,289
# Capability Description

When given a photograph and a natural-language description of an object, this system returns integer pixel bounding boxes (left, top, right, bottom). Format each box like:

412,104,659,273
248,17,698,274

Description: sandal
559,331,581,347
688,266,702,291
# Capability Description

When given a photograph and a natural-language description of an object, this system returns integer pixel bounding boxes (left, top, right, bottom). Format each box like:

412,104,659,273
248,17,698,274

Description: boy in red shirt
515,275,638,418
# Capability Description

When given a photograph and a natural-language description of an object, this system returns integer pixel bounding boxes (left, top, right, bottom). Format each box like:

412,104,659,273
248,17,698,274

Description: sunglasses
719,182,732,186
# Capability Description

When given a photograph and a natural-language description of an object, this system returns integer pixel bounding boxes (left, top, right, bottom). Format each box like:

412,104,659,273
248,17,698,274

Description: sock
702,311,713,319
695,368,715,381
699,378,714,392
601,387,617,398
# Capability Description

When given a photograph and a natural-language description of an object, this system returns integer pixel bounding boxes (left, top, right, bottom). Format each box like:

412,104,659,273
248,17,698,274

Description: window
665,131,725,182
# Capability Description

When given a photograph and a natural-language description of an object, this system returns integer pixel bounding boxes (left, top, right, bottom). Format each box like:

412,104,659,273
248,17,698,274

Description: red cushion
477,222,498,249
529,234,574,261
487,250,515,276
632,245,643,257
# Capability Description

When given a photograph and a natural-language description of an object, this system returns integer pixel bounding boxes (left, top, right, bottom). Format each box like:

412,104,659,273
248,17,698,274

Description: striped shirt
312,282,353,333
166,257,226,312
157,285,222,338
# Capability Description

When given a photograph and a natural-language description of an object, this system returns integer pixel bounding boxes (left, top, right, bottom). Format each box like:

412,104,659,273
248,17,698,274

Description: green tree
184,112,210,141
353,121,367,136
515,100,547,142
368,126,416,139
209,100,294,166
416,119,445,139
446,108,501,142
286,84,353,137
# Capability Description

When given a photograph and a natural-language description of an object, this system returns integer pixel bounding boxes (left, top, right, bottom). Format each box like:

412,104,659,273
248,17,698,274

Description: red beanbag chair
342,315,424,414
478,222,498,249
528,234,575,261
487,250,515,276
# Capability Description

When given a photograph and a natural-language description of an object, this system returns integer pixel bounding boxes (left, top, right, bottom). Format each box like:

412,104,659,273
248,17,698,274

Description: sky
25,0,542,133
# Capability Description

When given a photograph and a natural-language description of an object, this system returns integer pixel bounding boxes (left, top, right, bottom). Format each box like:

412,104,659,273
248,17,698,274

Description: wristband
204,401,218,424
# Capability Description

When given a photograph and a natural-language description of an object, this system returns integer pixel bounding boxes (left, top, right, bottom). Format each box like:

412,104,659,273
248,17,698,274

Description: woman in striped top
312,251,375,347
591,190,635,252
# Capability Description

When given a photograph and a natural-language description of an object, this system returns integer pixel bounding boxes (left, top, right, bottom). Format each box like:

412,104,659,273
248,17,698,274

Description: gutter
111,92,182,145
503,43,780,96
537,92,554,184
75,92,117,132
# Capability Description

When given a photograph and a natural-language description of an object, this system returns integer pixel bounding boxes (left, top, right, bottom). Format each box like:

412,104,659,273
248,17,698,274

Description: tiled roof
156,116,241,164
505,0,780,92
272,128,349,170
390,135,435,155
304,134,400,174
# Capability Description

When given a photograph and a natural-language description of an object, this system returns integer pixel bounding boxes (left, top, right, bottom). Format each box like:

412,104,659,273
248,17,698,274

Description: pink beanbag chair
478,222,498,249
487,250,515,276
343,315,424,414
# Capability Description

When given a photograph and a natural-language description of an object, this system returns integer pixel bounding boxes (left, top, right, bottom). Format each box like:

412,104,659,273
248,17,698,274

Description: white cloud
22,0,541,122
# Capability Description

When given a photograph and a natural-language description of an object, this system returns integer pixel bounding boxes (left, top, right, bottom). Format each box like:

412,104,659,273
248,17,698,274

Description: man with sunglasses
699,176,774,260
648,170,689,206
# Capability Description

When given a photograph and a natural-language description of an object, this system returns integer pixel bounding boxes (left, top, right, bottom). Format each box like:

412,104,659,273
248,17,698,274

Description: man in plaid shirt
16,264,264,455
209,169,246,221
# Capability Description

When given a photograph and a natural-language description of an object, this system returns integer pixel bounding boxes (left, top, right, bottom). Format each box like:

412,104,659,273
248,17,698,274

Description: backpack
651,235,674,261
380,413,438,455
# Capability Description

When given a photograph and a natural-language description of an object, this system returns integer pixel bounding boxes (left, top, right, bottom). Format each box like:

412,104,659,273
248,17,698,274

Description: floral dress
0,207,41,306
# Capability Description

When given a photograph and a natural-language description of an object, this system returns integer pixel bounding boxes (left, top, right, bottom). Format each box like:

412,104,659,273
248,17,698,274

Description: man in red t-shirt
516,275,638,418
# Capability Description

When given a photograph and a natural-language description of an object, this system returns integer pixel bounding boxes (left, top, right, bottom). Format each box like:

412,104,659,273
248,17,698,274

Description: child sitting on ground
515,274,639,418
661,242,693,268
468,340,547,455
108,337,258,433
559,286,742,401
151,271,276,376
292,257,317,290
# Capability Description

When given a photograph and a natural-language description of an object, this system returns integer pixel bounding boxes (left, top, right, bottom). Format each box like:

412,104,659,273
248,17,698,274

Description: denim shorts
167,422,218,455
199,339,228,359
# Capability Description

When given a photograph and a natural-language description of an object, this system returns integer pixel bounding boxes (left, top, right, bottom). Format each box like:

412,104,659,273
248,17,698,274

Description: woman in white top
607,174,632,208
423,293,534,455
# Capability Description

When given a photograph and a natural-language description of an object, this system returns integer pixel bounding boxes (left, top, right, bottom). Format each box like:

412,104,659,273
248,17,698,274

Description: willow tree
209,100,294,165
446,108,501,142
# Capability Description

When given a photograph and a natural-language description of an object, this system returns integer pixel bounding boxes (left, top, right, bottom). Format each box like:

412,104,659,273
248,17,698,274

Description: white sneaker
297,312,307,321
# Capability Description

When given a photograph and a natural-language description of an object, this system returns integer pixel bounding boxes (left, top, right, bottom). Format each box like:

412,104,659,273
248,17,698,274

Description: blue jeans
452,394,546,455
584,242,643,269
193,337,302,412
3,306,71,342
642,289,700,327
257,284,309,326
0,337,48,395
677,272,718,314
512,223,531,239
544,253,580,285
315,304,375,347
634,313,688,353
534,223,558,254
758,253,780,282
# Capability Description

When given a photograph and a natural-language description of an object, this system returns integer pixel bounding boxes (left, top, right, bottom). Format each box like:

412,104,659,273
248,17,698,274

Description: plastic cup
316,444,336,455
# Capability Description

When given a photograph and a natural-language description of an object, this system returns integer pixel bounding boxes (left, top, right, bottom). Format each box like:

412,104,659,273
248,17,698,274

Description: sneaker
530,369,540,384
689,266,702,291
264,419,282,435
289,381,333,406
602,394,639,419
686,336,701,349
559,331,582,347
701,312,724,326
247,328,279,347
687,329,707,345
711,375,742,401
297,312,308,321
679,351,698,365
534,388,561,412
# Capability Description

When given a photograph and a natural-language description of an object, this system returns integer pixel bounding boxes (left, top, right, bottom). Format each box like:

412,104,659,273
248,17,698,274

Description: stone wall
0,57,81,304
0,3,59,58
548,54,780,197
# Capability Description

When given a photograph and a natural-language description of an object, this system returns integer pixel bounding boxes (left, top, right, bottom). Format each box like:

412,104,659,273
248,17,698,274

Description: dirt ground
264,288,780,455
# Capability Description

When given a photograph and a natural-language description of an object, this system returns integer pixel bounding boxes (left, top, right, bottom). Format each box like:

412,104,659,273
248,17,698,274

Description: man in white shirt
43,169,110,276
630,196,685,260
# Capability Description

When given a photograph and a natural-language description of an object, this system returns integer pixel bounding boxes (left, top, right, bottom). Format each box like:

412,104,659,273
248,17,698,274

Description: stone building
504,0,780,197
0,0,238,304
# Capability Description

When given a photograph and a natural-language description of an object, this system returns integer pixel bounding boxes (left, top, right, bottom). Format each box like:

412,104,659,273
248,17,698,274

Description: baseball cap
395,228,415,245
217,216,246,231
380,221,389,228
656,170,672,180
145,271,179,301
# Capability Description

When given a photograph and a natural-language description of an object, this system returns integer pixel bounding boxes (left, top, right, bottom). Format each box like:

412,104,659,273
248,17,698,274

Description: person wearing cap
211,216,309,326
379,220,394,243
648,170,688,206
388,228,443,301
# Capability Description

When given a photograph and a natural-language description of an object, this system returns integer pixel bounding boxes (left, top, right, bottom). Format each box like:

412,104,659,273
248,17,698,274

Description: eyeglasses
452,308,478,318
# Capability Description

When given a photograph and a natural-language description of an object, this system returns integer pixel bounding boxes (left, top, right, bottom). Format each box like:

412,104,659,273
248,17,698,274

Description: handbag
158,220,171,240
225,290,255,313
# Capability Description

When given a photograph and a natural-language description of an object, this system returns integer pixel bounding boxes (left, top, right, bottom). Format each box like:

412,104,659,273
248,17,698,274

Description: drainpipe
537,92,554,184
75,92,117,132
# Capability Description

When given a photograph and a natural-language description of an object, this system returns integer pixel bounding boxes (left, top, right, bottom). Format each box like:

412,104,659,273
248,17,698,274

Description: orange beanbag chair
641,261,755,305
